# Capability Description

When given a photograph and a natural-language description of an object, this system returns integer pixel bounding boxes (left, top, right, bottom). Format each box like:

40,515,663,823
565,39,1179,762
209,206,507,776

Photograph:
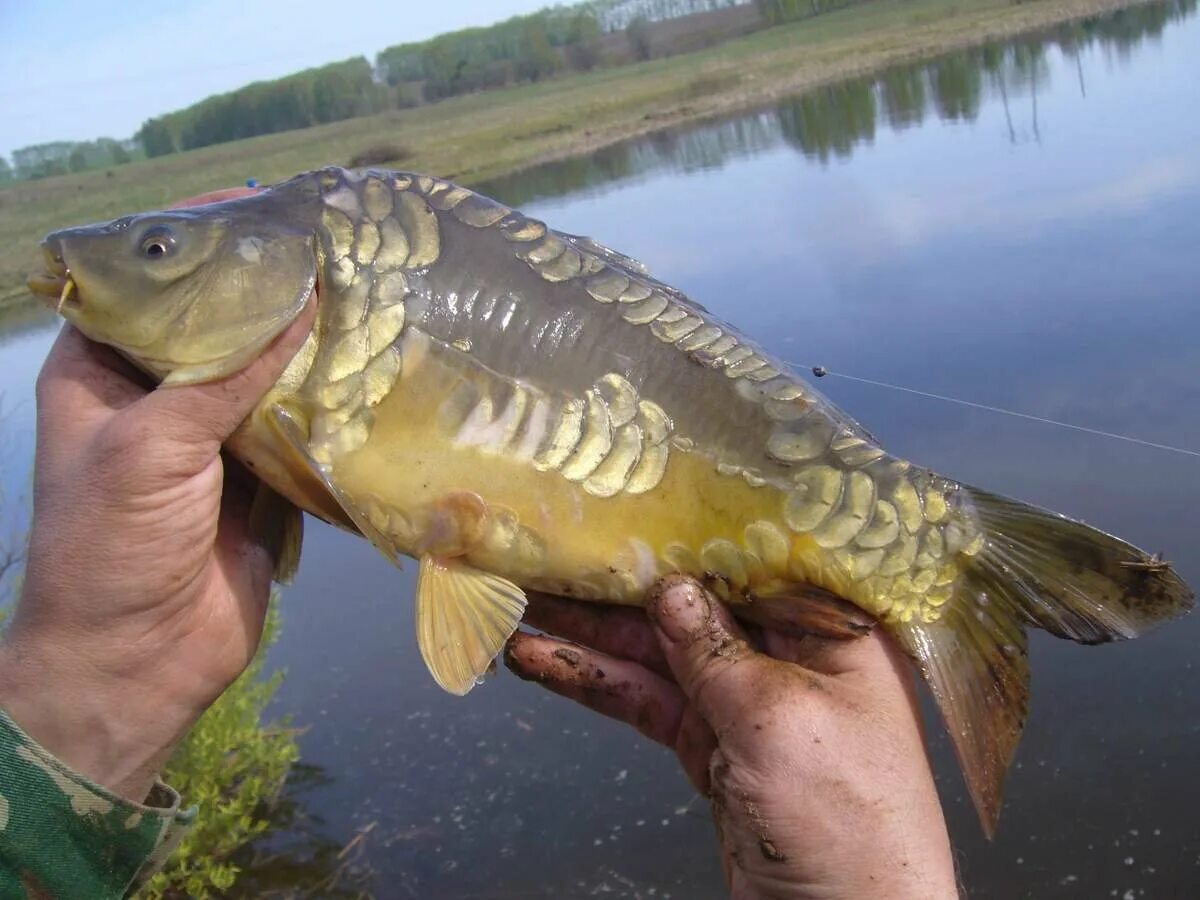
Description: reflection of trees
478,0,1194,198
1085,0,1193,57
774,0,1194,162
980,43,1016,142
777,79,876,162
480,148,641,207
930,53,983,121
479,114,783,207
879,65,928,130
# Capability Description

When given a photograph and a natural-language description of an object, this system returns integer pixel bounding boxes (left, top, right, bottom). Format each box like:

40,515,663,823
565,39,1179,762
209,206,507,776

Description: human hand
504,576,959,899
0,187,315,803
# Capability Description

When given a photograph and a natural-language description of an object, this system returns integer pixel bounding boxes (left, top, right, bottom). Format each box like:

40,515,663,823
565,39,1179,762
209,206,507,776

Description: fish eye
139,226,177,259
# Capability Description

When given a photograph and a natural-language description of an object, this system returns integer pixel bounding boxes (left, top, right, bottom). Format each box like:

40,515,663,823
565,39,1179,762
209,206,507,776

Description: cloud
866,154,1200,251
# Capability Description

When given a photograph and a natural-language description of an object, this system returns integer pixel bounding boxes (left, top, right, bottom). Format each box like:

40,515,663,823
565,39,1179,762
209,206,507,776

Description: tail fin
888,486,1193,837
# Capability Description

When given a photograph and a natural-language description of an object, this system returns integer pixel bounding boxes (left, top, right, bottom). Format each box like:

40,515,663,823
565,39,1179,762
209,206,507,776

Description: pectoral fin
249,482,304,584
265,403,400,566
416,555,527,695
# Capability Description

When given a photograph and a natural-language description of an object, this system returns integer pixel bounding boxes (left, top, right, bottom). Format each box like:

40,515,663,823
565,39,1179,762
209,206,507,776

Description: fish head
29,189,318,385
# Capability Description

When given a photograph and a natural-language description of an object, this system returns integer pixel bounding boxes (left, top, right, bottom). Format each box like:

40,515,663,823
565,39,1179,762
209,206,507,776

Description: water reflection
0,301,54,348
481,0,1197,204
229,762,375,898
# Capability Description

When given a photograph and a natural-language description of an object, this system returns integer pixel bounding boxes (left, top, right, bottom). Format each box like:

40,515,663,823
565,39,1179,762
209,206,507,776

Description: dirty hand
505,576,958,900
0,188,314,803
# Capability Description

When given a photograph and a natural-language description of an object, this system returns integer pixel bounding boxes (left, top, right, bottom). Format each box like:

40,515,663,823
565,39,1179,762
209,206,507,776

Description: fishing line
788,362,1200,459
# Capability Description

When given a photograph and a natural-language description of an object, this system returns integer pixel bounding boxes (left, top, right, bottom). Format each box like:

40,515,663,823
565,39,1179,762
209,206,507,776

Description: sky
0,0,555,160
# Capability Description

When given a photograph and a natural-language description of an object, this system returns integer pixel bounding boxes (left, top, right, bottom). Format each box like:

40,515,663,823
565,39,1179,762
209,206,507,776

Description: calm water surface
2,4,1199,897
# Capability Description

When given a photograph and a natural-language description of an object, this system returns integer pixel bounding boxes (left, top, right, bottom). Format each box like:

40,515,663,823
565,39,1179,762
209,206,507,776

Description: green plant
138,598,300,900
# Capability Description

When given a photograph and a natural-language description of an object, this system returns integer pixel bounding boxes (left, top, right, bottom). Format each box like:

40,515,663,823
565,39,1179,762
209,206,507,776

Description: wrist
714,757,958,900
0,630,195,802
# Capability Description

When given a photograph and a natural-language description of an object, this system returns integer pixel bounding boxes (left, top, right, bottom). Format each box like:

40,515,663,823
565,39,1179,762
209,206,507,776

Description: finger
504,631,686,747
675,705,719,794
36,325,150,430
647,576,767,734
132,291,316,452
761,625,901,679
523,592,670,679
168,186,259,210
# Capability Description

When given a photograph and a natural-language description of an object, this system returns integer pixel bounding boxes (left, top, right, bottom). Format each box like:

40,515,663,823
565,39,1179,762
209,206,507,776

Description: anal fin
417,555,527,695
734,583,876,640
888,604,1028,840
249,482,304,584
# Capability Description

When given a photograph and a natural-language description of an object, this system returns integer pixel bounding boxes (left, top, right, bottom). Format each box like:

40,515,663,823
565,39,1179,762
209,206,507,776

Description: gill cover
44,193,317,386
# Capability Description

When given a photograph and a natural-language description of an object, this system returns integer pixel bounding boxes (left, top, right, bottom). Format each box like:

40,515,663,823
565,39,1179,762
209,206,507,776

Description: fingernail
501,632,537,682
650,578,710,643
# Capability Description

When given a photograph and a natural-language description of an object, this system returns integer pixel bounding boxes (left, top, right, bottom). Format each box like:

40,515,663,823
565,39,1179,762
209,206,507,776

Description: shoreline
0,0,1156,310
463,0,1157,184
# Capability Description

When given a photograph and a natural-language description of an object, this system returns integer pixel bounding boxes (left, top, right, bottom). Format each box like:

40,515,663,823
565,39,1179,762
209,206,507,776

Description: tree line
589,0,751,31
0,137,139,183
2,0,759,173
2,0,1191,179
376,9,603,102
138,57,385,157
753,0,874,26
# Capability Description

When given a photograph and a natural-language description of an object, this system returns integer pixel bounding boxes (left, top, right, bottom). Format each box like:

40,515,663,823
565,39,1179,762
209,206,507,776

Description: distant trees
375,9,600,102
627,16,654,60
753,0,859,25
517,17,564,82
139,118,176,158
0,157,12,185
4,138,138,179
137,57,385,157
588,0,753,30
12,142,73,179
565,11,603,70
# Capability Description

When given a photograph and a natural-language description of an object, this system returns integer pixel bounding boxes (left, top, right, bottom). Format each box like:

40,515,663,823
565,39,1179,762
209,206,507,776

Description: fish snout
42,235,68,277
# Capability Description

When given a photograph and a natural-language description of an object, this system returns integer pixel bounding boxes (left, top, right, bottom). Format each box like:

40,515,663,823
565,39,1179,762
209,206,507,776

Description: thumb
647,576,763,735
132,291,316,452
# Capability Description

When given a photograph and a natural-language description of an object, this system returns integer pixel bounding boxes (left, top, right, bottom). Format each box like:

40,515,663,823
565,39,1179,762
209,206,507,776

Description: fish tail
886,484,1193,837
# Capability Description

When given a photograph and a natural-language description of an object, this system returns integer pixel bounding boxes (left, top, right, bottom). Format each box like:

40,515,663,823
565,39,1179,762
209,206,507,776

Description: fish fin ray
416,555,527,695
964,487,1193,643
888,603,1027,840
265,403,401,567
735,584,876,640
248,482,304,584
891,484,1193,837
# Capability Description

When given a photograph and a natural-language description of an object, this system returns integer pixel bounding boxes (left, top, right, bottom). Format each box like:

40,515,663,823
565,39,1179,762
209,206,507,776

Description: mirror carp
28,167,1193,835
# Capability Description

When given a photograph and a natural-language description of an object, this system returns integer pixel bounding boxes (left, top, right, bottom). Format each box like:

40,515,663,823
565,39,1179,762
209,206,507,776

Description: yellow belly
322,333,889,615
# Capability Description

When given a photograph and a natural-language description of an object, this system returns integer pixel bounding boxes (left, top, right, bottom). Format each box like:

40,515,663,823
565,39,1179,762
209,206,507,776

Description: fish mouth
27,272,78,314
27,242,80,314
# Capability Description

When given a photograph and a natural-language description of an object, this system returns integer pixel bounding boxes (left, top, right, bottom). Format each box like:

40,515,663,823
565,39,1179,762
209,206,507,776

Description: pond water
2,2,1199,896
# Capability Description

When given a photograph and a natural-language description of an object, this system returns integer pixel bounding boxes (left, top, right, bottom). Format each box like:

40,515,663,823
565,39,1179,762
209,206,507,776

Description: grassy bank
0,0,1148,305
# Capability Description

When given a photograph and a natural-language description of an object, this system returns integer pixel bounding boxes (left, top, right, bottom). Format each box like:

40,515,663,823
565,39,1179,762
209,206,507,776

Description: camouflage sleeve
0,708,195,899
